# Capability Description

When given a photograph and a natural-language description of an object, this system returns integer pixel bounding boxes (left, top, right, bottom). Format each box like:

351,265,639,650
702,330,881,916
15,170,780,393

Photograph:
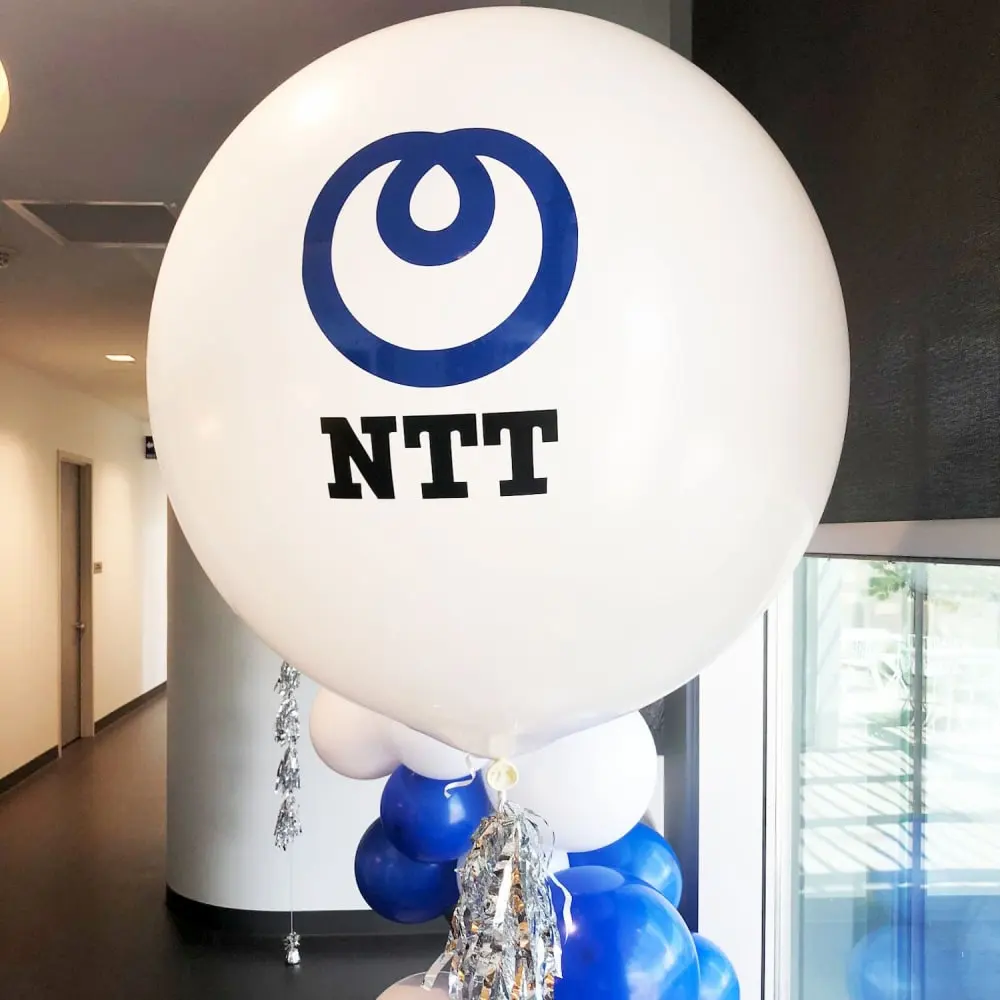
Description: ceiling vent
3,200,177,248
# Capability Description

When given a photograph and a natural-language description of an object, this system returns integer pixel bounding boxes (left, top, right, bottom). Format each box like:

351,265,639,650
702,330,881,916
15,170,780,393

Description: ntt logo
302,128,578,388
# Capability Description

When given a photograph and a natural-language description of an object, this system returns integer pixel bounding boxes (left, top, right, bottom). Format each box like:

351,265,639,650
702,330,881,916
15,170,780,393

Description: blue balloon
550,866,700,1000
847,923,970,1000
694,933,740,1000
354,818,458,924
380,766,491,863
958,897,1000,1000
848,927,905,1000
569,822,683,907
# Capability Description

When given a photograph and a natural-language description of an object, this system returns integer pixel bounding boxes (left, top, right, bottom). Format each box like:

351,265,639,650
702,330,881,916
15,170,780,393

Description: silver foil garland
276,745,302,795
274,796,303,851
426,796,562,1000
273,661,303,964
274,692,302,747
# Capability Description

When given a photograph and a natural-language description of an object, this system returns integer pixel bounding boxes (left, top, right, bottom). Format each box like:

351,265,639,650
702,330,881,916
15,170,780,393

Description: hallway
0,695,438,1000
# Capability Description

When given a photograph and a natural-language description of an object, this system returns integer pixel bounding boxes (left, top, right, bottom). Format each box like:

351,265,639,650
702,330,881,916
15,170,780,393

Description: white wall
166,509,382,910
699,614,767,998
0,356,167,778
140,442,168,694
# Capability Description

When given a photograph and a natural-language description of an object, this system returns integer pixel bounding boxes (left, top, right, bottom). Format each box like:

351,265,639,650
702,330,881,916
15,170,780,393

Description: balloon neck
484,758,519,799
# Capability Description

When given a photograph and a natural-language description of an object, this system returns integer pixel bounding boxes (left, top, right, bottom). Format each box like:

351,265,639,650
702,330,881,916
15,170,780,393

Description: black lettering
320,416,397,499
482,409,558,496
402,413,478,499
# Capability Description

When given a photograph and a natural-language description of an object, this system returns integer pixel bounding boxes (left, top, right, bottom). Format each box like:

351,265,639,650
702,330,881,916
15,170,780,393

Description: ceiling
0,0,506,419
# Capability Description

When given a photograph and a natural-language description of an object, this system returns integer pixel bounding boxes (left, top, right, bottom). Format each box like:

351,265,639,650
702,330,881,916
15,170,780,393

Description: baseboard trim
0,746,58,796
166,885,449,940
95,681,166,733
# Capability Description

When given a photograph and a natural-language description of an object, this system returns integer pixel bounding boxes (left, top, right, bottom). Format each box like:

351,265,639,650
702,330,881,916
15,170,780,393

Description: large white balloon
309,688,399,780
147,7,849,758
498,713,657,854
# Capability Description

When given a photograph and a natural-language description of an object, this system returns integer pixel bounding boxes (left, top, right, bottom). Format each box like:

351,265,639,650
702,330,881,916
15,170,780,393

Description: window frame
762,519,1000,1000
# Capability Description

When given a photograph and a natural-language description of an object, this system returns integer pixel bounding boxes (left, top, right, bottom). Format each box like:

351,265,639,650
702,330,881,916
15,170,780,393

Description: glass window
792,558,1000,1000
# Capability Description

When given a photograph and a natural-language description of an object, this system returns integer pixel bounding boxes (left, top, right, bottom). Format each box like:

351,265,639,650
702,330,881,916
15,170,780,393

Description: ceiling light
105,354,136,363
0,60,9,135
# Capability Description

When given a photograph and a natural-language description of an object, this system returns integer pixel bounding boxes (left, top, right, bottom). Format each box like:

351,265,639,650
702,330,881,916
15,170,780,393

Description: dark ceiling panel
695,1,1000,523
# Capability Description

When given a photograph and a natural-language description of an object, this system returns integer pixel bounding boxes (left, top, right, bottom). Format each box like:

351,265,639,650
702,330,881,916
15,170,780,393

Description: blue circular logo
302,128,578,388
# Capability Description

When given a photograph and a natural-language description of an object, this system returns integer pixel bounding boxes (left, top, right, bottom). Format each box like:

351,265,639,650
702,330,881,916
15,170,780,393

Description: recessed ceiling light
0,60,9,135
105,354,136,363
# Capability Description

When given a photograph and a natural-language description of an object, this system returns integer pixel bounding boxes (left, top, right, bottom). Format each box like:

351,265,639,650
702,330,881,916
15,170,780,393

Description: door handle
75,622,86,633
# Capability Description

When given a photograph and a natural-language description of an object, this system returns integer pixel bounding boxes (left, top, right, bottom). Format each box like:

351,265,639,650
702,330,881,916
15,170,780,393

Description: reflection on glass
793,559,1000,1000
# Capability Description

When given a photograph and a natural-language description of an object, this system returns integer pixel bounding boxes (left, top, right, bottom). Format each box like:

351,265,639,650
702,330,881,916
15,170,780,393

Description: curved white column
166,507,384,911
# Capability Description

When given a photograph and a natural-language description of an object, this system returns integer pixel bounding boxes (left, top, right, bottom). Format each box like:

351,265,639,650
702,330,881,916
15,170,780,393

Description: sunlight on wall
0,430,59,774
0,359,167,778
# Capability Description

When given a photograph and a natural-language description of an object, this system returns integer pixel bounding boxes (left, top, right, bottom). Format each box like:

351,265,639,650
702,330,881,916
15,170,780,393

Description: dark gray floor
0,695,439,1000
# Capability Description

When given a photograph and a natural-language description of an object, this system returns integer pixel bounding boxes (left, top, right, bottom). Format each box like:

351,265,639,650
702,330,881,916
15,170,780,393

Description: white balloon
376,974,448,999
309,688,399,780
147,7,849,758
549,849,571,875
391,725,484,780
498,714,657,854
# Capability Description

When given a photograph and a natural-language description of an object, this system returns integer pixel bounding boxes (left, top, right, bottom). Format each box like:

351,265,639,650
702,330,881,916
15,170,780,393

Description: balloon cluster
146,4,851,998
312,688,741,1000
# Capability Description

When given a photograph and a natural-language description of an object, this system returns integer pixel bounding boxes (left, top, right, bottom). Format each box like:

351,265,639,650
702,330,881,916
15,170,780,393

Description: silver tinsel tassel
283,930,301,967
276,744,301,794
426,775,561,1000
274,794,303,851
274,697,301,746
275,661,302,695
273,661,303,964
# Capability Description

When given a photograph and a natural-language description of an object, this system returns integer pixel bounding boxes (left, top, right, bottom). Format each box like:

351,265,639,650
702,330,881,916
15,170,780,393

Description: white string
547,868,574,937
443,755,480,798
289,845,295,935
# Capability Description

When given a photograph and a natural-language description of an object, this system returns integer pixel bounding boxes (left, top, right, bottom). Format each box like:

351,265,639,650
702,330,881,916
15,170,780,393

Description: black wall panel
695,2,1000,523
